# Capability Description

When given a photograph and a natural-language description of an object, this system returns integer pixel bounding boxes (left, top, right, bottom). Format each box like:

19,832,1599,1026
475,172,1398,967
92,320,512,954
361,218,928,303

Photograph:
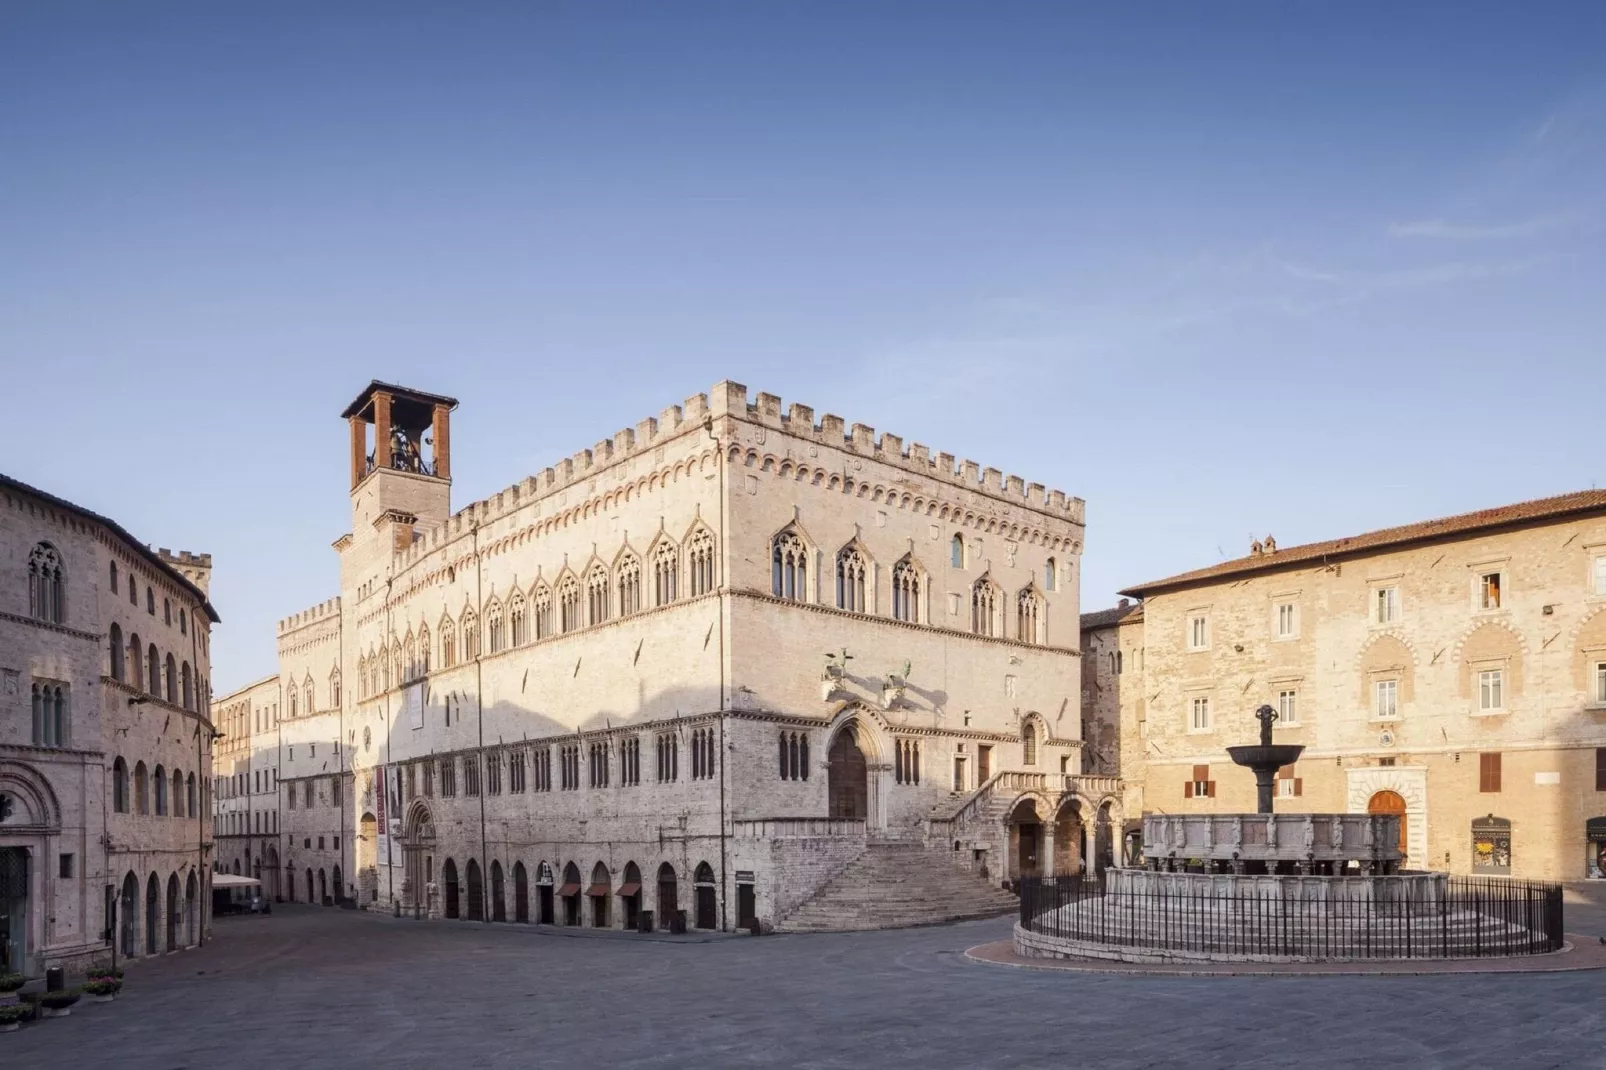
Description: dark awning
586,882,610,897
616,881,641,898
556,882,580,897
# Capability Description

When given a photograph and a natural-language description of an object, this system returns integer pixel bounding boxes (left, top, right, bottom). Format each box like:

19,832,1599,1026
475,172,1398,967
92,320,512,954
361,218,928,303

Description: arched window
109,560,118,592
559,576,581,633
532,583,554,639
147,645,160,697
1022,720,1038,766
509,591,527,646
186,772,196,816
112,757,129,813
778,731,809,781
164,653,177,703
31,683,65,747
303,676,315,713
288,682,299,717
110,623,125,681
1017,588,1044,644
617,554,641,616
146,586,155,614
586,565,610,626
128,633,142,690
771,530,808,601
135,761,150,814
461,609,479,658
971,577,998,637
892,557,921,623
171,768,184,817
155,766,169,815
439,618,456,669
652,539,678,605
835,545,867,613
404,634,418,679
951,534,965,569
417,624,430,674
486,599,504,653
181,661,193,709
180,609,187,635
27,542,65,624
688,528,716,596
128,574,137,604
1044,557,1057,592
330,668,342,707
356,656,367,699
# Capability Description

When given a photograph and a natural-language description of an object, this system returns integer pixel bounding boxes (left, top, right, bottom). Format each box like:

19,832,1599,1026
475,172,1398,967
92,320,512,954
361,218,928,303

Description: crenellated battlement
384,379,1082,572
157,548,213,568
278,596,343,635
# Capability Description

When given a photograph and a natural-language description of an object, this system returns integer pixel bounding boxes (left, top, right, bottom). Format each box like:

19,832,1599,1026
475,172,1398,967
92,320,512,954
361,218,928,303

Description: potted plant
0,1004,27,1032
39,988,80,1019
82,979,119,1004
0,974,23,1008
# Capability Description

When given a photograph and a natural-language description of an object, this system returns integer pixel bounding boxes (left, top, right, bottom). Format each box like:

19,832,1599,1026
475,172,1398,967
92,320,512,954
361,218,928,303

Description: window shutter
1293,778,1303,797
1597,748,1606,792
1205,780,1216,798
1184,781,1194,799
1193,764,1209,781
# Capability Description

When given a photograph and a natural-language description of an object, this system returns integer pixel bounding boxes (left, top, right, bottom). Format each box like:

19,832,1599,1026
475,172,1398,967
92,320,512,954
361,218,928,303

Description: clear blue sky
4,3,1603,693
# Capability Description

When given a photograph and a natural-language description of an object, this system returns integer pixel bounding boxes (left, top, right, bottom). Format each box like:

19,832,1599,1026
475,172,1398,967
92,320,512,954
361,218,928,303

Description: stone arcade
229,380,1119,933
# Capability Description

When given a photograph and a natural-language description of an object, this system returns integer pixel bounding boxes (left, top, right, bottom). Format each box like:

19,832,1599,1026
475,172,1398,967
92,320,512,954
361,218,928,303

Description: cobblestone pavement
9,900,1606,1070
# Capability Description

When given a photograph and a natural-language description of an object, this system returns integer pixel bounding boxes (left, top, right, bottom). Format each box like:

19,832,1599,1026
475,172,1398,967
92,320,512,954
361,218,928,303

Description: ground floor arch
120,872,139,957
1368,790,1409,856
466,859,484,921
657,862,679,931
827,722,870,821
693,861,717,930
560,862,581,925
145,873,160,954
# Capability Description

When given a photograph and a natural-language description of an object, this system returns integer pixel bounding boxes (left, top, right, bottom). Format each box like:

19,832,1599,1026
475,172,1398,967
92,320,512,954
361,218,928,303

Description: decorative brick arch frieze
1355,629,1420,708
1568,605,1606,696
1451,618,1529,701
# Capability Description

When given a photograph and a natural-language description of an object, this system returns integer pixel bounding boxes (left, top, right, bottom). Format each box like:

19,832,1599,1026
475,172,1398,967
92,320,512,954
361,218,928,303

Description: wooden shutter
1205,779,1216,798
1480,752,1502,793
1184,781,1194,799
1597,748,1606,793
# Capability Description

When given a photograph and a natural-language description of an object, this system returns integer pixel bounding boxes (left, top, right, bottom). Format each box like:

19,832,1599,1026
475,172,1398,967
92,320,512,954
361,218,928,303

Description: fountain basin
1225,744,1306,771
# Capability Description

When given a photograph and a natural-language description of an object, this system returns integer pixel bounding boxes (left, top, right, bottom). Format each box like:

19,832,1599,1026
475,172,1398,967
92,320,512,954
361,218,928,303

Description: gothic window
146,586,155,615
1044,558,1057,592
127,574,136,604
171,768,184,817
772,530,808,601
182,661,193,709
464,754,482,796
509,750,526,793
586,565,610,626
534,746,552,791
531,584,553,639
690,728,716,780
951,534,964,569
836,545,867,613
165,653,177,703
186,773,195,815
112,757,129,813
486,751,502,795
423,760,435,797
31,682,65,747
1022,720,1038,766
588,741,610,788
417,625,430,674
559,576,581,633
652,539,679,605
126,633,142,689
180,609,187,635
440,617,457,668
621,737,641,786
304,676,315,713
688,528,716,596
778,731,809,781
381,647,392,692
1017,588,1044,644
559,744,580,790
164,597,171,625
110,623,124,681
289,680,299,717
441,759,457,797
486,599,504,653
971,577,998,637
154,764,168,815
109,560,118,592
894,739,921,785
135,761,149,814
146,645,159,697
618,554,642,616
892,557,921,622
657,733,679,782
28,543,64,623
510,591,528,646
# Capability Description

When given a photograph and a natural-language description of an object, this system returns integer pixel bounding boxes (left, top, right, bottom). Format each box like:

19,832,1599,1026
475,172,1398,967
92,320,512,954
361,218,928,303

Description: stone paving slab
968,933,1606,977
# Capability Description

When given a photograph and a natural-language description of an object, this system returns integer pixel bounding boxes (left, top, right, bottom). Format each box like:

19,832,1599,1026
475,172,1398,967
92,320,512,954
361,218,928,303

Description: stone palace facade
1084,489,1606,881
0,473,219,976
242,380,1112,932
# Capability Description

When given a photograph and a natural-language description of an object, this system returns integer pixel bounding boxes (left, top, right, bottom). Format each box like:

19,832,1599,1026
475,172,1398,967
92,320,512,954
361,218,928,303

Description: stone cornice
103,677,217,735
0,610,101,642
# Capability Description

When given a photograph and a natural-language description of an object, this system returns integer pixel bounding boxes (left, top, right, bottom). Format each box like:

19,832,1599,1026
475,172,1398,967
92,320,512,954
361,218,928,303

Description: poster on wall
406,683,425,730
375,766,390,867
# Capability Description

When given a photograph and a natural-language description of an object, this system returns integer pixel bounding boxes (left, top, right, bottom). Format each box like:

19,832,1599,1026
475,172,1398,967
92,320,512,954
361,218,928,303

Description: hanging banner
406,683,425,730
375,766,391,868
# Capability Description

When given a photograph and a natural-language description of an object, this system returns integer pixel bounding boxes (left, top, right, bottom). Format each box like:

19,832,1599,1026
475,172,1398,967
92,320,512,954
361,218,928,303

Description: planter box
0,1022,18,1033
41,1006,71,1019
89,994,116,1004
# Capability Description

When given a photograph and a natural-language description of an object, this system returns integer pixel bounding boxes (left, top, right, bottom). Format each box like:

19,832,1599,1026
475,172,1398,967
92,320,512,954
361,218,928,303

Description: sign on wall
406,683,425,730
375,766,390,866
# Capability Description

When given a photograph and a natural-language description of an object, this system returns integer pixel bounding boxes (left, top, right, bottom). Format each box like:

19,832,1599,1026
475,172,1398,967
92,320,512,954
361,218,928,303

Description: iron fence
1018,872,1563,959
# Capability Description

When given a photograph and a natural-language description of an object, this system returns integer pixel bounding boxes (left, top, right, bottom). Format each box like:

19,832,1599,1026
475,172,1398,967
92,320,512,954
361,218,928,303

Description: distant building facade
211,676,279,891
0,473,218,976
250,379,1104,931
1085,490,1606,881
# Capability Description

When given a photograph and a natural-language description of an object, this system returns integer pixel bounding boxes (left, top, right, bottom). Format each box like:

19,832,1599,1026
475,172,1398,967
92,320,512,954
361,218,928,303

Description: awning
556,882,581,897
212,874,261,889
616,881,641,898
585,882,610,897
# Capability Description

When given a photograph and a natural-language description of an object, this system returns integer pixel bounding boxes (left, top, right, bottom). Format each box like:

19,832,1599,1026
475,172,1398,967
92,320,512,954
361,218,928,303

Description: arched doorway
588,862,611,928
1094,802,1116,874
560,862,582,925
491,861,506,922
620,862,642,931
359,812,378,881
305,868,314,903
1052,800,1083,877
1368,790,1409,858
0,849,29,974
512,862,528,923
443,859,460,919
693,861,717,930
657,863,679,931
144,873,159,954
232,858,241,876
827,724,869,820
466,860,484,921
264,847,280,902
1007,798,1044,880
318,868,328,905
165,874,179,951
120,873,138,957
185,872,198,945
331,865,343,904
402,802,436,914
537,861,555,924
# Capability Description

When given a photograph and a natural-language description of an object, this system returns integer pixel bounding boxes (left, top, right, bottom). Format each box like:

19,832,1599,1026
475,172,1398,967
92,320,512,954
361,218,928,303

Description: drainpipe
704,417,729,933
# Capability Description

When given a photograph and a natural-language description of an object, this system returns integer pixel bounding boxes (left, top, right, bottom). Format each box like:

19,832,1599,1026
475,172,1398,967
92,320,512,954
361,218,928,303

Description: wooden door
1367,790,1408,857
827,727,868,820
978,745,992,781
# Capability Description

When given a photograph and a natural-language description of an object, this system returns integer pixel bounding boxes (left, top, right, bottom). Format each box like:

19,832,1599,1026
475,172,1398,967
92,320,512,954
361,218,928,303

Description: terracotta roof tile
1121,488,1606,598
1080,603,1145,630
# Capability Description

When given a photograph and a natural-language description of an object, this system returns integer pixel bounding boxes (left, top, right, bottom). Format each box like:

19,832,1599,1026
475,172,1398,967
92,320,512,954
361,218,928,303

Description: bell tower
341,381,458,555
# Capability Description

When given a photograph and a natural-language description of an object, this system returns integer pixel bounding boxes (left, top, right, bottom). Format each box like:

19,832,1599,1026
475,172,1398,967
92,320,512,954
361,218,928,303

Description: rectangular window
1185,764,1214,799
1595,661,1606,706
1375,586,1399,624
1187,614,1209,651
1594,555,1606,596
1478,669,1504,711
1597,747,1606,792
59,853,74,879
1374,679,1399,719
1275,602,1297,639
1277,689,1298,727
1478,571,1502,611
1190,696,1211,731
1276,765,1302,798
1479,752,1502,793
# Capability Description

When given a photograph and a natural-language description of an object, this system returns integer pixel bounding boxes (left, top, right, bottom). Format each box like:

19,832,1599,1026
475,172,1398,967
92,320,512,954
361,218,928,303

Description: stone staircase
776,842,1019,933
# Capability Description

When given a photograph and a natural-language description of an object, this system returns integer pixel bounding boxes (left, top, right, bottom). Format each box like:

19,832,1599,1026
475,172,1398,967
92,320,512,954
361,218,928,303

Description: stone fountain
1225,704,1305,815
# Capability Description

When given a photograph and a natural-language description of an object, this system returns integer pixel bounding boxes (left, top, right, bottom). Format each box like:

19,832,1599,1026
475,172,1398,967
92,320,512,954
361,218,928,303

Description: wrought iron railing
1018,872,1564,959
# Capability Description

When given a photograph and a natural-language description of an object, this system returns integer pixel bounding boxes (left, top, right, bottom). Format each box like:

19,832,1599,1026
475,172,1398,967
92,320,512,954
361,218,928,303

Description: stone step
776,843,1019,933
